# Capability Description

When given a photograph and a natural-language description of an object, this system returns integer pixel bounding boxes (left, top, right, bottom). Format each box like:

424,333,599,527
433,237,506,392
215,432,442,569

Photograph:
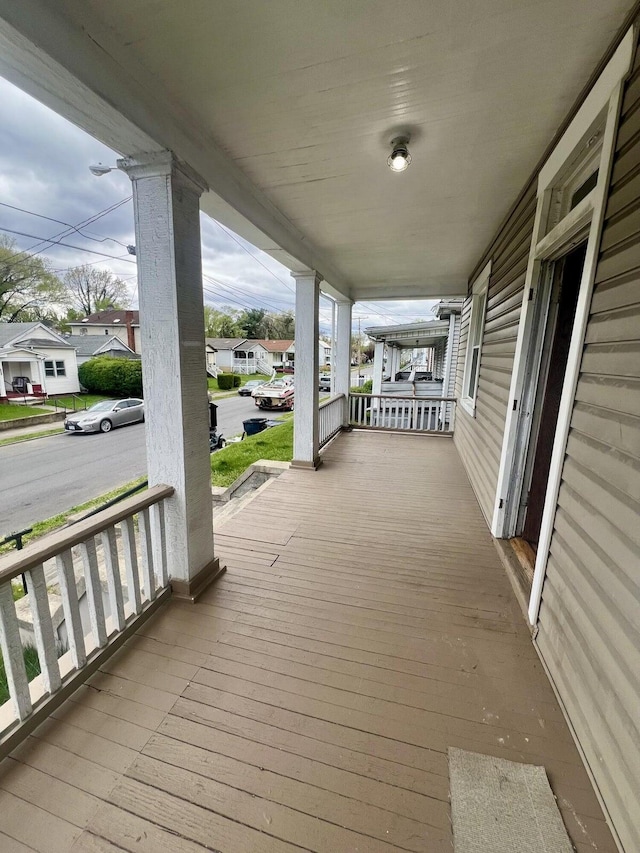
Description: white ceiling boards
0,0,633,299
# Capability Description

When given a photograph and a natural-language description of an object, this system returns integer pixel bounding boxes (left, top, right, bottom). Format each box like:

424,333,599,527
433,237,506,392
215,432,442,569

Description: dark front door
522,242,586,548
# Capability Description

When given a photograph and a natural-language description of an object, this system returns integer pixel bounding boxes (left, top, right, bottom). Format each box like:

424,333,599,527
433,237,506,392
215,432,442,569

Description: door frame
488,28,634,625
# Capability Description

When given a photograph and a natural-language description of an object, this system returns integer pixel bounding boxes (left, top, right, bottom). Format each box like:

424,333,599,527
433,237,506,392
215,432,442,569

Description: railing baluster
0,582,32,720
79,538,107,649
101,526,125,632
26,565,61,694
120,516,142,614
150,501,168,587
138,508,156,602
56,549,86,669
348,394,456,434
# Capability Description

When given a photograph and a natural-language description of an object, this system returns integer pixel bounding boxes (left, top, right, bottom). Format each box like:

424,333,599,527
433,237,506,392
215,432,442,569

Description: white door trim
487,28,633,625
527,76,627,624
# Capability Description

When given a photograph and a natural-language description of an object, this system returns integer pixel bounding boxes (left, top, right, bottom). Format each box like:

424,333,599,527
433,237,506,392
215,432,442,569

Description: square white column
291,270,322,469
119,151,222,600
334,300,353,425
372,340,385,395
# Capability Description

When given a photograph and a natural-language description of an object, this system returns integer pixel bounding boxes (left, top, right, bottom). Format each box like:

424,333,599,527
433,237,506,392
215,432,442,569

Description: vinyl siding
536,43,640,853
454,183,536,523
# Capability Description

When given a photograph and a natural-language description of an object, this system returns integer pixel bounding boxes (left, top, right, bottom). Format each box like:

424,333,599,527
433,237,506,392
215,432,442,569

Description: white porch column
119,151,222,601
372,340,385,395
334,299,353,425
387,346,398,381
292,270,322,469
442,312,457,397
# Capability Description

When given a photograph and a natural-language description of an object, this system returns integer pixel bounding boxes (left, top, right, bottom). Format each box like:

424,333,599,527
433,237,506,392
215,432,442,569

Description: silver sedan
64,398,145,434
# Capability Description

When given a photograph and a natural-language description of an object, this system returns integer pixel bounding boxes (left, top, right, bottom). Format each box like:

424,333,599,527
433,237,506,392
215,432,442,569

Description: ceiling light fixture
388,137,411,172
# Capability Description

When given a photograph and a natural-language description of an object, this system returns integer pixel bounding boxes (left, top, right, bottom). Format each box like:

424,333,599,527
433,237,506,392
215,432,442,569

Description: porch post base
290,457,323,471
171,557,226,603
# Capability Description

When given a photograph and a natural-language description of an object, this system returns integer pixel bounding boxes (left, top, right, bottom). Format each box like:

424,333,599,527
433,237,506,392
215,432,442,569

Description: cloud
0,76,438,332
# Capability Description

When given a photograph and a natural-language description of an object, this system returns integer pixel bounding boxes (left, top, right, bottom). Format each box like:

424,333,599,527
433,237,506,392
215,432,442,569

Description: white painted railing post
26,566,61,694
291,270,322,469
0,583,32,720
119,152,223,601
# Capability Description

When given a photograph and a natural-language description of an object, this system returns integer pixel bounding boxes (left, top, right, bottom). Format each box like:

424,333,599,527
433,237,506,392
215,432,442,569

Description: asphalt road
0,394,267,537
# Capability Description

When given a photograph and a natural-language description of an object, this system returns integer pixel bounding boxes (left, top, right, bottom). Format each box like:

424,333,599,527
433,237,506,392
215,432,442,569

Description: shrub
233,374,241,387
78,356,143,397
350,379,372,394
217,373,234,390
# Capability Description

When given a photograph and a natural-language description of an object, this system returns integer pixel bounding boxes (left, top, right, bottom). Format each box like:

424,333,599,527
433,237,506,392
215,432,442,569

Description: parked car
319,375,332,392
238,379,266,397
64,398,144,434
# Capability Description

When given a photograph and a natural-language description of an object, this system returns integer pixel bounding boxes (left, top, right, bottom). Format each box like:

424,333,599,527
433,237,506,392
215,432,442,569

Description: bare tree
63,265,130,315
0,236,66,322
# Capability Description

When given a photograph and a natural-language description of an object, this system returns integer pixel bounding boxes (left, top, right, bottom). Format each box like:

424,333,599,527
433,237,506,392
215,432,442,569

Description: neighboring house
205,338,296,374
67,309,141,353
205,338,248,372
205,341,217,374
0,322,80,399
319,340,332,366
64,334,139,366
255,339,295,370
366,301,463,399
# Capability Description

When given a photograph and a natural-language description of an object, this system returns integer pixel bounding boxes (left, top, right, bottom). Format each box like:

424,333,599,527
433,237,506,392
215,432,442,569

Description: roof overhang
0,346,46,361
365,320,451,348
0,1,634,302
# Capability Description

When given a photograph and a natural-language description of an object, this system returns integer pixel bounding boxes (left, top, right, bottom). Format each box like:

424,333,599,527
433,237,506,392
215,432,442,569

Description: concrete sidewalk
0,419,65,441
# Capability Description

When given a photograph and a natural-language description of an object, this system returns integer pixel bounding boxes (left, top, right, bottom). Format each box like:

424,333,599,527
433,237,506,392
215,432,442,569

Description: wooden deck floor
0,431,616,852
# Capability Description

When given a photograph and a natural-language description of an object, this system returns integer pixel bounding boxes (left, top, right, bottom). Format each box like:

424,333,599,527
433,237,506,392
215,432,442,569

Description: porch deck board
0,431,616,851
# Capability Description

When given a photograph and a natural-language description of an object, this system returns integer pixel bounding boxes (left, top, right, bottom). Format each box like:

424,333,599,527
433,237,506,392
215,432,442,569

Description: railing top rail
0,484,174,585
319,393,345,410
349,394,457,402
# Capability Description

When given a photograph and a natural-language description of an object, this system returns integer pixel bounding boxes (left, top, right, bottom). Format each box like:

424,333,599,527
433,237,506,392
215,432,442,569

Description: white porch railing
0,484,173,757
319,394,345,448
349,394,456,434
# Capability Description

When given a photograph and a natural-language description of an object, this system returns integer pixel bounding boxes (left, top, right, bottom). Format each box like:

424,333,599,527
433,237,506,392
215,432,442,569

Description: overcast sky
0,76,437,334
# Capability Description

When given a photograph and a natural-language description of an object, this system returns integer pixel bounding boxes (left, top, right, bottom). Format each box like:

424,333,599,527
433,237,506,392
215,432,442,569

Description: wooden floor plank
0,431,616,852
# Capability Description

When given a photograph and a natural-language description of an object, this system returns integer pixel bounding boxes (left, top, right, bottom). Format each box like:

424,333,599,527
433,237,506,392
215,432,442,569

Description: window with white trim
44,360,66,377
461,263,490,416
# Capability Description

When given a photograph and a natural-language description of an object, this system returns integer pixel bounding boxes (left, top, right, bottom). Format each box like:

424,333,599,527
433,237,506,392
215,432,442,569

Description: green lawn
0,427,64,448
211,419,293,487
1,645,41,706
0,403,52,421
49,393,112,410
207,372,281,392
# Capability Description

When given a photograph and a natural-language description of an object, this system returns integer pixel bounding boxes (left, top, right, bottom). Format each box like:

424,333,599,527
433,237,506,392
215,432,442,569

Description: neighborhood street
0,394,268,537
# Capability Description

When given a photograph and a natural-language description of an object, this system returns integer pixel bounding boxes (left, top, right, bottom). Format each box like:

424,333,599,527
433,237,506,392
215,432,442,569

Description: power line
0,201,133,249
0,196,132,269
0,226,136,264
212,219,295,293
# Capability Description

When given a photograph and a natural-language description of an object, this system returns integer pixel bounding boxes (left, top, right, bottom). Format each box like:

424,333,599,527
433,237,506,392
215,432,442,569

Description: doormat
448,748,573,853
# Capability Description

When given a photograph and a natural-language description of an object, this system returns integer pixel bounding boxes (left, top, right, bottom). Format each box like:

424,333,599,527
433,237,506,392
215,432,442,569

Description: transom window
44,360,66,377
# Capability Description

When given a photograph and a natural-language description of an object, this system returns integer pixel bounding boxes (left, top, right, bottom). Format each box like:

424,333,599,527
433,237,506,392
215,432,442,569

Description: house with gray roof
0,322,80,399
64,334,138,365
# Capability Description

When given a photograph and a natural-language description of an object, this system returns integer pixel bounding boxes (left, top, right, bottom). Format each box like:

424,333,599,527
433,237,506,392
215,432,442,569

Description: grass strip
0,476,147,554
211,419,293,487
0,428,63,448
0,403,52,421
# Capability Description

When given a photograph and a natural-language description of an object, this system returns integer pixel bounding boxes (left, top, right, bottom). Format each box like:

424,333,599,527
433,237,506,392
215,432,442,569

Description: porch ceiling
0,1,633,300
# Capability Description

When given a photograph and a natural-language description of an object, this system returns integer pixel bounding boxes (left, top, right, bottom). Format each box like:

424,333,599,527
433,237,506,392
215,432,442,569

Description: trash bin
243,418,268,436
